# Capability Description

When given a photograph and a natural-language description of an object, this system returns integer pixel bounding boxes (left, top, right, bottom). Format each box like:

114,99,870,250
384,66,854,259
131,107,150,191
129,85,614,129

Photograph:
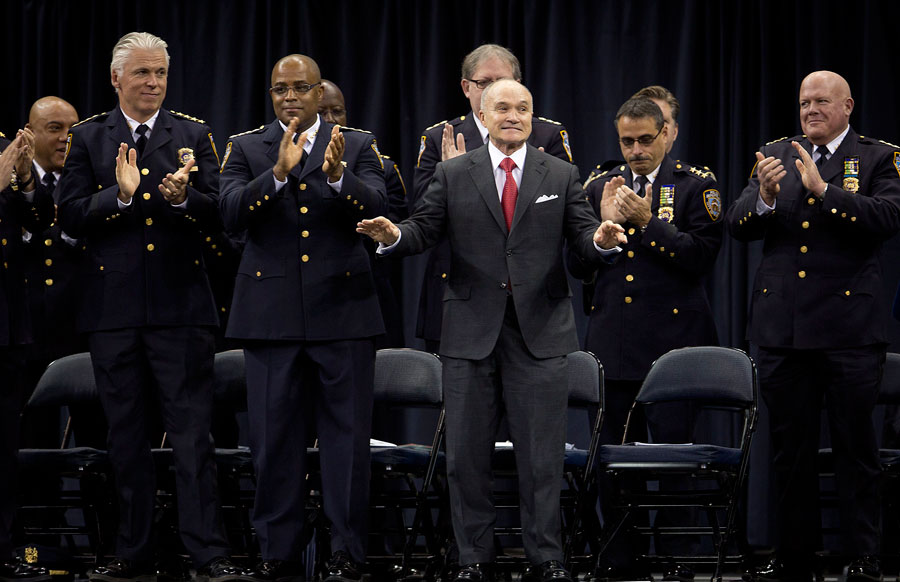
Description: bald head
319,80,347,126
26,96,78,173
269,54,324,131
799,70,854,145
479,79,534,154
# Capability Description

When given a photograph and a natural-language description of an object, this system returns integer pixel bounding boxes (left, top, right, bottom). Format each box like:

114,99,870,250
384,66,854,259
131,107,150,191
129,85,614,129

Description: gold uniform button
627,228,636,235
624,296,633,304
831,208,837,214
249,205,255,211
627,251,635,258
264,195,270,200
146,244,155,251
99,266,104,271
301,254,309,263
441,273,448,279
194,260,200,266
798,270,806,279
625,274,634,282
205,236,212,242
221,307,227,313
807,198,815,205
660,246,665,252
801,221,810,229
763,288,767,293
141,168,149,176
300,206,308,214
345,271,351,277
143,193,151,200
256,271,262,277
673,308,679,314
299,183,307,191
845,290,851,296
211,244,217,250
146,218,153,226
256,200,262,206
841,212,847,218
44,239,52,247
650,241,656,247
851,216,857,222
669,252,675,257
1,239,6,246
800,245,808,253
301,230,309,238
44,259,52,267
45,279,53,286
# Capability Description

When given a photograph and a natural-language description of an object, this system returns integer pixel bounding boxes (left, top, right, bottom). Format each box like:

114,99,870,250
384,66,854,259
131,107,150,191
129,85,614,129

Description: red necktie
500,157,518,231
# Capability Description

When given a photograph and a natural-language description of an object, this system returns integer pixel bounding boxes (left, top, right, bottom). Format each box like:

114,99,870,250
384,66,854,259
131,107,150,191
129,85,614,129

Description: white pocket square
535,194,559,204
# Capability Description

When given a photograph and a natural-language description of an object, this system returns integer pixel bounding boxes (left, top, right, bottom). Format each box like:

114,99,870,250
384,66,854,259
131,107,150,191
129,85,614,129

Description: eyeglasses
269,82,321,96
465,78,511,90
618,126,663,148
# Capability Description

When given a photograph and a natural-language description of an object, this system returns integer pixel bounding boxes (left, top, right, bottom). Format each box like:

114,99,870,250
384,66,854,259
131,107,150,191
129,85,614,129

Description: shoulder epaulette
877,138,900,149
425,119,449,132
338,125,372,134
0,131,5,139
536,116,562,126
583,172,603,189
674,161,715,180
765,136,790,145
72,112,108,128
170,110,206,124
381,154,393,160
228,125,266,139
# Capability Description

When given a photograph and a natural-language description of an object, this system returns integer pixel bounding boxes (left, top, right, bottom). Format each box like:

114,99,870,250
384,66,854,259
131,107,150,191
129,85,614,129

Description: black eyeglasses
464,77,514,90
269,82,321,96
619,126,663,148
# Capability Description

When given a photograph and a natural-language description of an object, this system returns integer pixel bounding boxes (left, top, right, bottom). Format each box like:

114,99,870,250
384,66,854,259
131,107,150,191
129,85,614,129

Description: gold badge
843,177,859,193
178,148,198,172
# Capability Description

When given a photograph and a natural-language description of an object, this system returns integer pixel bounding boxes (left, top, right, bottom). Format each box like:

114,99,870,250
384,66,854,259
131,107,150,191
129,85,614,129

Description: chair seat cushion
18,447,110,473
599,443,743,466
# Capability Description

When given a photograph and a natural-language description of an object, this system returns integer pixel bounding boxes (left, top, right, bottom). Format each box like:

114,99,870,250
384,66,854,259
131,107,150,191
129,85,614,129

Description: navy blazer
395,144,598,360
219,119,386,341
57,107,223,332
569,156,722,381
727,128,900,348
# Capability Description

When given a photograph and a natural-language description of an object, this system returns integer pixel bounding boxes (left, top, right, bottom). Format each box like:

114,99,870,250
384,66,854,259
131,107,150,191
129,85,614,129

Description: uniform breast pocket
89,250,134,291
237,256,286,281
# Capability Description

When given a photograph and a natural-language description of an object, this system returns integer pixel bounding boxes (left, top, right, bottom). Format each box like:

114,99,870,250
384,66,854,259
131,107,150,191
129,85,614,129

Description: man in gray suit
358,79,624,582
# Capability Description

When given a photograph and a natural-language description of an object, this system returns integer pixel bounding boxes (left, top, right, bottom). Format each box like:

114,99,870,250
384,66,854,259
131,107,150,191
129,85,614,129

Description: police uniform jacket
0,136,54,346
726,128,900,349
569,156,722,381
57,107,223,333
219,119,386,341
412,112,573,342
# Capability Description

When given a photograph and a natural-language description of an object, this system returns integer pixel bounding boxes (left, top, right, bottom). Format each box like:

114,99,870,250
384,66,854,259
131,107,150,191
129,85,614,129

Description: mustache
628,155,650,162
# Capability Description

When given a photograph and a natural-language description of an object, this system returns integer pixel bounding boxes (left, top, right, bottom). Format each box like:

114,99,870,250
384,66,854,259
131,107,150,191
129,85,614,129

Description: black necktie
42,172,56,192
815,147,828,167
135,124,149,155
634,175,648,195
300,148,308,170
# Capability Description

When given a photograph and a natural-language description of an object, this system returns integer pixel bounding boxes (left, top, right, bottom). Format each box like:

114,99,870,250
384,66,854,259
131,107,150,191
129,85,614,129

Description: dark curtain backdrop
4,0,900,548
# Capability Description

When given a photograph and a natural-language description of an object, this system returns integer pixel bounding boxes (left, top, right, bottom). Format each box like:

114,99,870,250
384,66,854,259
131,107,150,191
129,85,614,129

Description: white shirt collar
121,108,160,137
278,114,322,153
634,162,662,186
815,124,850,157
472,113,490,144
487,140,527,170
32,162,59,183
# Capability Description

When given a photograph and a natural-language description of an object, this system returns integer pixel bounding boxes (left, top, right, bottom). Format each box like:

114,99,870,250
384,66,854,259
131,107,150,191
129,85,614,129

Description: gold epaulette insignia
71,112,107,128
878,139,900,149
228,126,266,139
425,119,449,131
765,136,789,145
338,125,372,134
537,116,562,125
170,110,205,124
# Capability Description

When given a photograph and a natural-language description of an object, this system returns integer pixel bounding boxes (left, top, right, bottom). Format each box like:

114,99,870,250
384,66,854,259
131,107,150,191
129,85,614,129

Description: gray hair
461,44,522,81
110,32,170,75
614,97,665,130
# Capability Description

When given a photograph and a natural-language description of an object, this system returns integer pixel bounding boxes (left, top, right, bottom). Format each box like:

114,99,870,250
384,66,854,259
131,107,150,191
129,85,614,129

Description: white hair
110,32,170,75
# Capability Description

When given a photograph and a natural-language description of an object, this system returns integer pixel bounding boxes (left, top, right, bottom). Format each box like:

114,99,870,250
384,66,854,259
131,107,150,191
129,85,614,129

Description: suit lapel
510,145,548,233
263,120,282,165
106,108,136,151
467,147,507,233
141,109,171,160
820,127,857,183
461,114,486,151
298,121,330,181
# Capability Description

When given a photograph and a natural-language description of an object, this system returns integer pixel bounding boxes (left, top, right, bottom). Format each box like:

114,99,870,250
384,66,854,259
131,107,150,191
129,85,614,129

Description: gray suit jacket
394,144,600,360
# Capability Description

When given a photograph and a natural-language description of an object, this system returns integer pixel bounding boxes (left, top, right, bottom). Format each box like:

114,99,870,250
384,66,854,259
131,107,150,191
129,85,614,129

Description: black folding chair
16,352,115,566
594,346,759,582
